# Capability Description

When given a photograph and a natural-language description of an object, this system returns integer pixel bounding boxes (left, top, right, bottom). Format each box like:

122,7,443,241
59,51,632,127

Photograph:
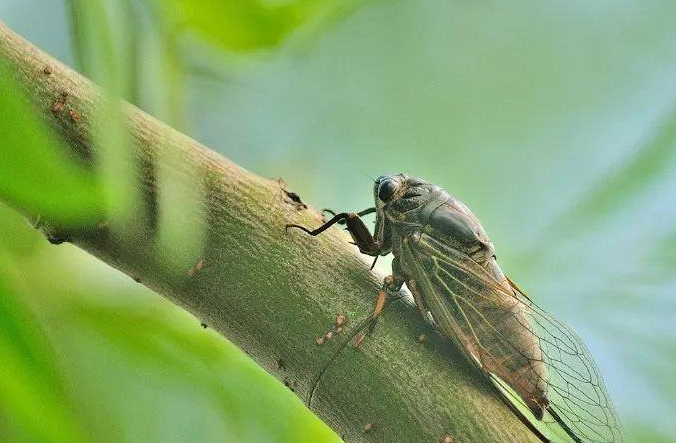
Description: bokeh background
1,0,675,442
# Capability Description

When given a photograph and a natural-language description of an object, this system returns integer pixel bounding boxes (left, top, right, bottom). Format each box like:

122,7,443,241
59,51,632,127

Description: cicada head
373,173,434,213
372,174,436,252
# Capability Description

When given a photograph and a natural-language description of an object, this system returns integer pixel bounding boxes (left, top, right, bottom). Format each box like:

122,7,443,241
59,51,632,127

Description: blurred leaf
64,0,86,75
652,227,676,272
66,0,141,104
0,203,42,257
156,0,317,50
153,0,367,52
0,258,88,443
59,293,342,443
66,0,141,225
0,264,58,385
549,102,676,235
66,0,124,89
121,0,142,105
0,63,104,226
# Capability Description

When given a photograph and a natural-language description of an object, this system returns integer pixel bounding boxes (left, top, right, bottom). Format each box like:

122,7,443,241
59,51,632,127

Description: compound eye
378,179,397,202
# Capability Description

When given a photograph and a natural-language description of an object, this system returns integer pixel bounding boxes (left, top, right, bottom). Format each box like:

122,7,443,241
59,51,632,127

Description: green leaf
63,298,342,443
549,103,676,235
0,258,88,443
0,62,104,226
153,0,362,51
65,0,140,220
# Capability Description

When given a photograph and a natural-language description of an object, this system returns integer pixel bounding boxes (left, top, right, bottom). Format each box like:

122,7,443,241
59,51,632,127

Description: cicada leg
286,210,380,256
321,207,375,223
353,273,405,347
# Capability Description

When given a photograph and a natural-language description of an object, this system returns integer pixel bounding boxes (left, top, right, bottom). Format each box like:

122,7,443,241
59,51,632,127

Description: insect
286,173,625,443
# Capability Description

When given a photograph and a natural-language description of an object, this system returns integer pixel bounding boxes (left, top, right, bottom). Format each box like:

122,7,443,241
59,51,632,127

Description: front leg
321,207,376,223
286,211,380,256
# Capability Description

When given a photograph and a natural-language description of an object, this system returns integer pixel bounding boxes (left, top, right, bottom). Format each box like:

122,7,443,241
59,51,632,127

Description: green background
1,0,675,442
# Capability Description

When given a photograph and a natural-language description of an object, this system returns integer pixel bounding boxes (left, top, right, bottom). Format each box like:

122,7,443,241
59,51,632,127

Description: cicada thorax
389,191,549,419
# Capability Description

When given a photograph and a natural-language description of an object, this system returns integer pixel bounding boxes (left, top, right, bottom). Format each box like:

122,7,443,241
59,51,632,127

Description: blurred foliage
66,0,140,224
548,102,676,237
0,204,341,443
0,255,88,443
153,0,366,51
0,63,103,226
1,0,676,442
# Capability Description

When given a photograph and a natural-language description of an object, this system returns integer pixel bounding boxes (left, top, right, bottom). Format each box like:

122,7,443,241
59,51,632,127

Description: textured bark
0,20,542,443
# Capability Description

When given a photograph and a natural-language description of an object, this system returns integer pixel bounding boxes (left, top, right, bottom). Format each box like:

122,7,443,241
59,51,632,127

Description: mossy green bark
0,20,542,443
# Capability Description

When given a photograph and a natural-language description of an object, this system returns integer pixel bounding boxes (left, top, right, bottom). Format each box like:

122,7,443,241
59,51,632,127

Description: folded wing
400,233,625,443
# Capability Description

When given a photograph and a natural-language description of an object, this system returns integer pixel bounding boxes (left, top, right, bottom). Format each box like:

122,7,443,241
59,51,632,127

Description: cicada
287,173,625,443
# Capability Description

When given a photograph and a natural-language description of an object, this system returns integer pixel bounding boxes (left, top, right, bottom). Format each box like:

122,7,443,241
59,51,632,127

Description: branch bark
0,21,541,443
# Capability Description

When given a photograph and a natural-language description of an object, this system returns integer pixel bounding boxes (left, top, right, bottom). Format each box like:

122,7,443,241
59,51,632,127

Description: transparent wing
402,233,625,443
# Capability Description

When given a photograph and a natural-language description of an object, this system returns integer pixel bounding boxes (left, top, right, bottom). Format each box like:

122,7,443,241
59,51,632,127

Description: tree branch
0,20,541,443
